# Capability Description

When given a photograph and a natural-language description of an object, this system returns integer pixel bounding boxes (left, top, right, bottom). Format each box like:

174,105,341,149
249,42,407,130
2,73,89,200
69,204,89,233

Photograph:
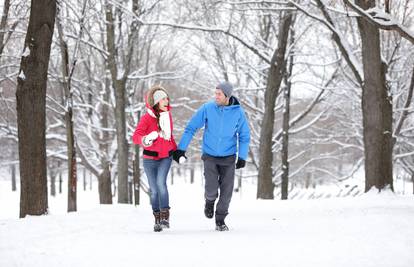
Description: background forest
0,0,413,215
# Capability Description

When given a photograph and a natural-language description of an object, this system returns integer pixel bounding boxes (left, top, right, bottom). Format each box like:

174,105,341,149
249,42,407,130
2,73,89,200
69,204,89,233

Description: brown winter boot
153,211,162,232
160,208,170,229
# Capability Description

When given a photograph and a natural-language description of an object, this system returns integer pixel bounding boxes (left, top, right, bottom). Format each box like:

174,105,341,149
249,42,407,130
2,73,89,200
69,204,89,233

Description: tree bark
281,26,295,200
99,162,113,204
133,111,141,206
0,0,10,60
58,161,62,194
104,1,129,203
281,69,293,200
56,7,77,212
11,162,16,191
356,0,393,192
16,0,56,218
50,165,56,197
98,74,113,203
50,173,56,197
257,11,293,199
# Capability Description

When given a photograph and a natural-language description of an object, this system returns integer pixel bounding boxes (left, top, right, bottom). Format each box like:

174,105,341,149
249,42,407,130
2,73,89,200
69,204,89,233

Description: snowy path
1,183,414,267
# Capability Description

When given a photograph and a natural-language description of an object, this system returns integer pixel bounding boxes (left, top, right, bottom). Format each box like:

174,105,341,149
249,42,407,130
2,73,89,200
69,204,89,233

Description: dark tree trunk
280,83,291,200
89,172,92,191
0,0,11,60
97,75,113,204
105,1,129,203
128,181,133,204
83,168,87,191
133,131,141,206
11,162,16,191
58,161,63,194
50,165,56,197
412,172,414,195
99,163,112,204
257,11,293,199
56,8,77,212
190,167,195,184
16,0,56,218
50,174,56,197
281,30,295,200
356,0,393,192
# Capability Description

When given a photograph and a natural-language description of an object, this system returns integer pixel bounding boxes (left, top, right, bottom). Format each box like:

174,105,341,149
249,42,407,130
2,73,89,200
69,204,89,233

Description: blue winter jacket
178,96,250,160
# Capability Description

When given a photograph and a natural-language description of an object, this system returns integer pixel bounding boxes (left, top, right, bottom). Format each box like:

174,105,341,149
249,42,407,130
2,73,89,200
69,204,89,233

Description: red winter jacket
132,87,177,160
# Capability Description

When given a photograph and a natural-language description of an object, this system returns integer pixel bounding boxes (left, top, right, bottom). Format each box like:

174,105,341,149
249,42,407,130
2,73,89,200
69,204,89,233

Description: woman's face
158,97,169,111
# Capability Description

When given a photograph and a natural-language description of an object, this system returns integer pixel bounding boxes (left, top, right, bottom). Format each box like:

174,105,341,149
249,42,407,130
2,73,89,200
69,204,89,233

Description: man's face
215,89,228,106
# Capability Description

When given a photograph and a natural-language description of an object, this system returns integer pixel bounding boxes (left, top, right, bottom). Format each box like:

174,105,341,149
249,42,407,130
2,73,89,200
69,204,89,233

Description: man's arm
237,108,250,160
177,104,207,151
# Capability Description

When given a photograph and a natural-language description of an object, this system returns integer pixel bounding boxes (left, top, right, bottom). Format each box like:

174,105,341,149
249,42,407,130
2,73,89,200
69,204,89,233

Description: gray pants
202,154,236,221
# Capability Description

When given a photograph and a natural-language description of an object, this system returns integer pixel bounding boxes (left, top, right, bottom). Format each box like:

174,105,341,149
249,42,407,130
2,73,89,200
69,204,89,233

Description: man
173,81,250,231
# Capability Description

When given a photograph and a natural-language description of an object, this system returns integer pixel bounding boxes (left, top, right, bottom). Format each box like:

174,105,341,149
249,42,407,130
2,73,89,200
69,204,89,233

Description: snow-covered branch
344,0,414,45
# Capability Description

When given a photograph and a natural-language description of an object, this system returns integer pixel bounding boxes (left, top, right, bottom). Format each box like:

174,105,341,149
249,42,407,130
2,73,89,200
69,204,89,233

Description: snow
1,172,414,267
22,47,30,57
18,71,25,81
366,7,396,26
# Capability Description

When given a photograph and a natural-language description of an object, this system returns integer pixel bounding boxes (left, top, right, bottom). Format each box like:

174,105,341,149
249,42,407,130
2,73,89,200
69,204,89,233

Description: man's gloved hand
143,131,158,146
236,158,246,169
173,150,187,163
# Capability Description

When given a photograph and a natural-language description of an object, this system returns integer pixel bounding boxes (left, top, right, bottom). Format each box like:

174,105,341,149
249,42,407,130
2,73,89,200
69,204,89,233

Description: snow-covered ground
1,169,414,267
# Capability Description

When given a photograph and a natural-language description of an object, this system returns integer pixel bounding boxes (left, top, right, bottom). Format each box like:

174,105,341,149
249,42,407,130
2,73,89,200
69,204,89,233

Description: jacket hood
228,96,240,106
215,96,240,109
145,86,171,111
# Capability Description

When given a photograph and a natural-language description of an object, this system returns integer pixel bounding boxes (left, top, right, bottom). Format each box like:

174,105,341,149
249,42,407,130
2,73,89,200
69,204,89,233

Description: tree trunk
356,0,393,192
50,174,56,197
128,178,133,204
97,73,113,204
89,172,92,191
50,166,56,197
105,1,129,203
16,0,56,218
412,172,414,195
133,123,141,206
58,161,63,194
281,30,295,200
56,8,77,212
280,82,291,200
257,11,293,199
99,163,112,204
190,167,195,184
11,162,16,191
83,168,87,191
0,0,11,60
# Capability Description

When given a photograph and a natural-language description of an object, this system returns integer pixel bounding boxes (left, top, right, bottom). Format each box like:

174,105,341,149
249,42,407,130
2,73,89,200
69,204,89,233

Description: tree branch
344,0,414,45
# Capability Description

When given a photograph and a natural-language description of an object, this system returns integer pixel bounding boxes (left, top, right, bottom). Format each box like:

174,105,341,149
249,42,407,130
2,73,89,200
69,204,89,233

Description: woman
132,85,177,232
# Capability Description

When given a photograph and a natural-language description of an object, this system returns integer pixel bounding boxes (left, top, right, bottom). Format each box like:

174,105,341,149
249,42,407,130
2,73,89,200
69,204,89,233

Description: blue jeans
143,157,172,212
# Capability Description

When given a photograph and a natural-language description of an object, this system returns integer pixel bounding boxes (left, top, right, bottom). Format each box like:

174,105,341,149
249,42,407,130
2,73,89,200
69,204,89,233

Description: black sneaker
215,220,229,231
204,199,215,219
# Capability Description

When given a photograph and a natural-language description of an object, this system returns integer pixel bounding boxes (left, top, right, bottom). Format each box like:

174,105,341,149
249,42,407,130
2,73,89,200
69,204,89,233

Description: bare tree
257,10,293,199
355,0,393,191
16,0,56,218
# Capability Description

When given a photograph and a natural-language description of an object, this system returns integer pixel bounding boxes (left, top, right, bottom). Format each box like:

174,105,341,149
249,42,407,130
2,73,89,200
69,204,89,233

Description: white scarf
147,108,171,141
159,111,171,141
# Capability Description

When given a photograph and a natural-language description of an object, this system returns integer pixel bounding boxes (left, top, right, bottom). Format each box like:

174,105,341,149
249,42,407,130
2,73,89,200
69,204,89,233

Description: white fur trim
147,108,156,118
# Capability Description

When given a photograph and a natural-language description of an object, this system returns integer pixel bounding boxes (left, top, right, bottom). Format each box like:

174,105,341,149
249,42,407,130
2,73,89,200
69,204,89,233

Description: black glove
235,158,246,169
173,149,187,163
